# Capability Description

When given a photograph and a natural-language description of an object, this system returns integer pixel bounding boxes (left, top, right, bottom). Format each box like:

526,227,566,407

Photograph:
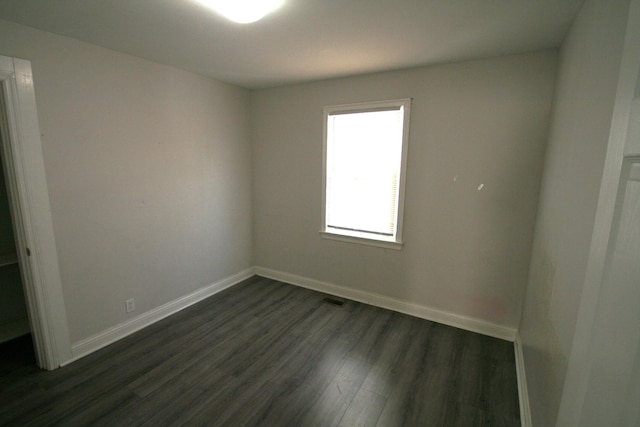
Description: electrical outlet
125,298,135,313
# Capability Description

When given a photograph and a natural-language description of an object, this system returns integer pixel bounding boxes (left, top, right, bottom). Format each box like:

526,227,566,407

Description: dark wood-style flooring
0,276,520,426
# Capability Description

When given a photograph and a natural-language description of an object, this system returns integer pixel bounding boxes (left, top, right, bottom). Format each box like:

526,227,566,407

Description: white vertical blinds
325,106,404,237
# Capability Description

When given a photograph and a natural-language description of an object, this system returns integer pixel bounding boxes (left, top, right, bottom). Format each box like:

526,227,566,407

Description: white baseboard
64,266,518,367
254,266,517,342
514,333,532,427
65,267,255,365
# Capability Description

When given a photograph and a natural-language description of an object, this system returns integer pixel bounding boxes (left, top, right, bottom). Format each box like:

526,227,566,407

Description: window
321,99,411,249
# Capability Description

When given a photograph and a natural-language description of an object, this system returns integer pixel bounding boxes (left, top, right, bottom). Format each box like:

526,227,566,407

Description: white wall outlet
125,298,135,313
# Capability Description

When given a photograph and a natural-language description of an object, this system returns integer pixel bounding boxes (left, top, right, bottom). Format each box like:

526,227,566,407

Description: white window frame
320,98,411,250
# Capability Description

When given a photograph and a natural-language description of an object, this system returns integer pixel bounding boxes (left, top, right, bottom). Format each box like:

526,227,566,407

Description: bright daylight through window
322,99,411,249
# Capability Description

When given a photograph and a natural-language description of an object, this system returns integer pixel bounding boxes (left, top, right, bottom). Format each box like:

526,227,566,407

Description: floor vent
323,297,345,306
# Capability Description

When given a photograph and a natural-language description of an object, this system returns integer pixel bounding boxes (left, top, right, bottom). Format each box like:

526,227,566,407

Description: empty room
0,0,639,426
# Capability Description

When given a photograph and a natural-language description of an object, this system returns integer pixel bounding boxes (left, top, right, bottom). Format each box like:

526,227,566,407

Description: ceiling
0,0,585,89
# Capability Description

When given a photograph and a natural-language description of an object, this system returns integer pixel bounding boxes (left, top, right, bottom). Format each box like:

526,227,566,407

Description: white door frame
0,55,71,370
556,1,640,425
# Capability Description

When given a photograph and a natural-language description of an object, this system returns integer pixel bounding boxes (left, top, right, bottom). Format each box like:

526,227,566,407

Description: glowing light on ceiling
195,0,285,24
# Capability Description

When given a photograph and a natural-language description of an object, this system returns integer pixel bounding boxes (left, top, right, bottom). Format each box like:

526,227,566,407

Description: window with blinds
321,99,410,249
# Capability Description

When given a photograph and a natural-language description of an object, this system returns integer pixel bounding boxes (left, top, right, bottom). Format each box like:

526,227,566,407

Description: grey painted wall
518,0,631,425
251,51,557,332
0,20,253,343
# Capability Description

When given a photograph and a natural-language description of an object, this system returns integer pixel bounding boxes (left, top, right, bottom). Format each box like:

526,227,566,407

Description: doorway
0,55,71,369
0,134,30,345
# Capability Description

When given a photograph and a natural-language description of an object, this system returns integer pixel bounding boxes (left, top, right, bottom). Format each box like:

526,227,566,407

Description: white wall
251,51,557,334
518,0,631,425
0,19,253,344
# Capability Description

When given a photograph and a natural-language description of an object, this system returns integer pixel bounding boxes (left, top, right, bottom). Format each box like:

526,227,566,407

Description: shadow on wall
521,241,568,427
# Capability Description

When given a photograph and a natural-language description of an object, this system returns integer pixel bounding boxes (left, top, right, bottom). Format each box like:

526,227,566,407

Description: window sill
319,230,403,250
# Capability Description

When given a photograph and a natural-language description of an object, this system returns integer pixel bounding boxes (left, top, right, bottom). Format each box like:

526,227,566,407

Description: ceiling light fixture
195,0,284,24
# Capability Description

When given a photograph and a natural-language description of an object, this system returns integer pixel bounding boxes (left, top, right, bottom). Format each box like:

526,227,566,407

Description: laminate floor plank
298,356,373,427
182,318,352,425
228,302,366,426
52,387,140,427
346,307,394,363
375,321,441,427
0,276,520,426
425,327,497,426
338,387,387,427
137,287,336,425
137,294,332,425
128,283,302,397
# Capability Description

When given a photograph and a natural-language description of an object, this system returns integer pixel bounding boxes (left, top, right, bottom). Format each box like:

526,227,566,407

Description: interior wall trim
514,332,533,427
65,267,255,365
65,266,519,367
254,266,517,342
